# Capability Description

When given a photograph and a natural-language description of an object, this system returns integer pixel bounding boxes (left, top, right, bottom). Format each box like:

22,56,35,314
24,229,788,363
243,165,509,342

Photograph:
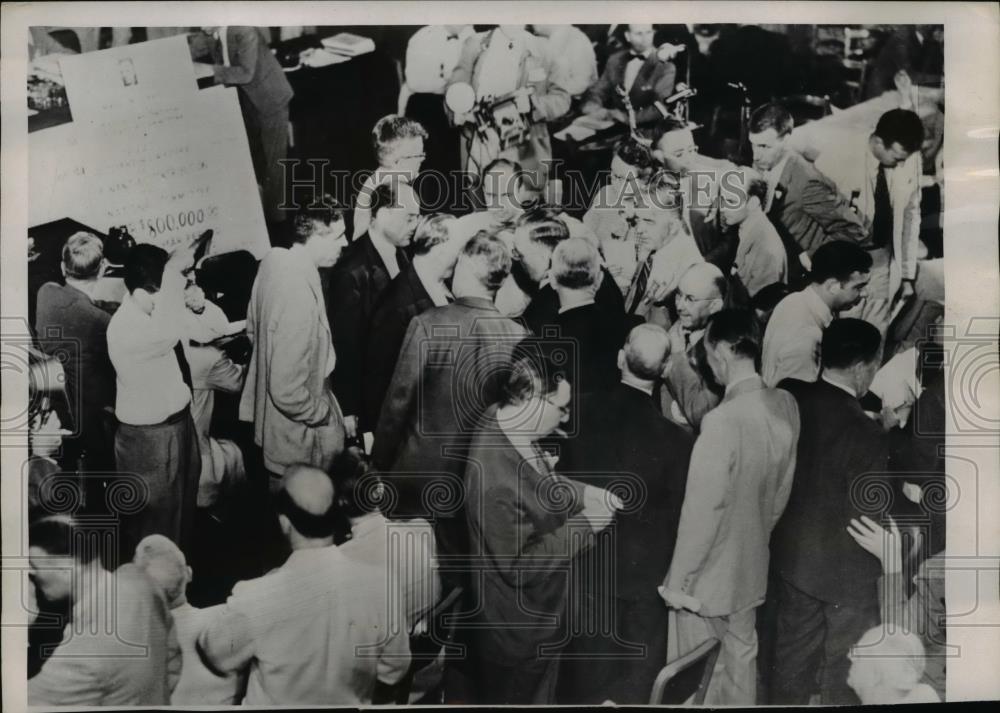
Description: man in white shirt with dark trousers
107,242,201,558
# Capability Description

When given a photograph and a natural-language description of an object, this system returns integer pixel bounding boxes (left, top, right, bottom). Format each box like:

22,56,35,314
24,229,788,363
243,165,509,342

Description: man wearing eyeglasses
660,263,728,432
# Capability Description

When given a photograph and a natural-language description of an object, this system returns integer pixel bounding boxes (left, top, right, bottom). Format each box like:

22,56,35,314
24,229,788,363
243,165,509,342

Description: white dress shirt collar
414,259,451,307
558,298,595,315
369,230,401,279
822,373,857,398
765,152,792,212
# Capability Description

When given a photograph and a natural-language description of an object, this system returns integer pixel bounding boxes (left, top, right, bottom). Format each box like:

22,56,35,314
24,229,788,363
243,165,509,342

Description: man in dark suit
35,232,116,472
201,26,294,224
770,318,889,705
557,323,694,704
544,237,630,396
372,231,527,557
362,214,458,429
748,103,868,287
582,23,677,131
328,182,420,439
512,207,625,334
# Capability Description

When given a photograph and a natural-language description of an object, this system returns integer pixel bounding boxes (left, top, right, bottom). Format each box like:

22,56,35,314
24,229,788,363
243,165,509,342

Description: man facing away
557,323,694,704
107,241,201,557
373,231,527,559
133,534,241,705
769,318,890,705
197,464,410,705
34,231,117,472
659,309,800,706
241,202,349,488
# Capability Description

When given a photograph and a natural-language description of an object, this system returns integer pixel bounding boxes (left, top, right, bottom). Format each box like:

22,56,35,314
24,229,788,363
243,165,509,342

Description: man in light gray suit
240,203,348,491
659,309,800,706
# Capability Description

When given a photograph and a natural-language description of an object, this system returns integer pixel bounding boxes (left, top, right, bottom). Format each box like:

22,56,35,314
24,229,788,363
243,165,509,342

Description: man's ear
277,513,292,538
617,349,625,372
60,263,67,278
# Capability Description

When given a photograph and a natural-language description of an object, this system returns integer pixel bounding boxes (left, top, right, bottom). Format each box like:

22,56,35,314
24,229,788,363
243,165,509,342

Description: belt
119,405,190,429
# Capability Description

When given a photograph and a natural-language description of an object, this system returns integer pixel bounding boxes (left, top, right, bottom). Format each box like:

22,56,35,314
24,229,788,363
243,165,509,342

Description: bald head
849,627,929,702
622,324,671,381
676,263,727,330
133,534,189,606
283,464,335,515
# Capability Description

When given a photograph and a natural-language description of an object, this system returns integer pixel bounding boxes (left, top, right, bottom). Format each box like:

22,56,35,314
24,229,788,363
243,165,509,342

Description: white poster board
28,36,269,258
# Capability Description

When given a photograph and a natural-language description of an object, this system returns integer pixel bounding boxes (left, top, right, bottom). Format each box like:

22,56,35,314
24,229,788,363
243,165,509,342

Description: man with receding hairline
558,322,693,703
197,464,410,705
35,231,116,471
661,262,728,431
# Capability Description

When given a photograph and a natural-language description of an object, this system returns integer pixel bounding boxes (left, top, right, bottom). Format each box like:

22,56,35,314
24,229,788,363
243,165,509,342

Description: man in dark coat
327,182,419,437
201,26,294,223
770,318,890,705
372,231,526,558
34,232,116,472
362,215,458,429
582,23,677,130
557,323,694,704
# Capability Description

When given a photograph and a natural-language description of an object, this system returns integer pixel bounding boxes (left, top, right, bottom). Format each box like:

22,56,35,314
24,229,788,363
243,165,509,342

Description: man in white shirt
400,25,474,207
353,115,428,240
761,240,873,387
584,139,658,292
198,464,410,705
808,109,925,332
182,281,246,508
532,25,598,99
107,242,201,557
133,534,241,705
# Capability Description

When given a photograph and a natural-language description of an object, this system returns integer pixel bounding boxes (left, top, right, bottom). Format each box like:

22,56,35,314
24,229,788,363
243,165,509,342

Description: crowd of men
26,23,946,707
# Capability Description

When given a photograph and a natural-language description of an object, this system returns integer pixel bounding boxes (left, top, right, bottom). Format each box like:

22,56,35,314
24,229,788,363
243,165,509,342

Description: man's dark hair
704,309,762,364
515,206,570,251
331,446,379,520
614,139,656,175
809,241,874,284
29,515,100,564
874,109,925,155
751,281,792,313
745,174,769,206
123,243,169,294
292,195,346,245
369,181,402,220
501,337,569,406
749,102,794,137
821,318,883,370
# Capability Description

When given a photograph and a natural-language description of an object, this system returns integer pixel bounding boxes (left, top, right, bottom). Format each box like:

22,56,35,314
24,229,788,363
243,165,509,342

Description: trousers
114,409,200,558
670,602,761,705
769,577,879,705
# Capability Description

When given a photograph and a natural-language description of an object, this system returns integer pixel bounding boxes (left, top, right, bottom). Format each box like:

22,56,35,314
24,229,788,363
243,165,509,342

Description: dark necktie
174,341,193,392
628,254,654,314
872,164,893,253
